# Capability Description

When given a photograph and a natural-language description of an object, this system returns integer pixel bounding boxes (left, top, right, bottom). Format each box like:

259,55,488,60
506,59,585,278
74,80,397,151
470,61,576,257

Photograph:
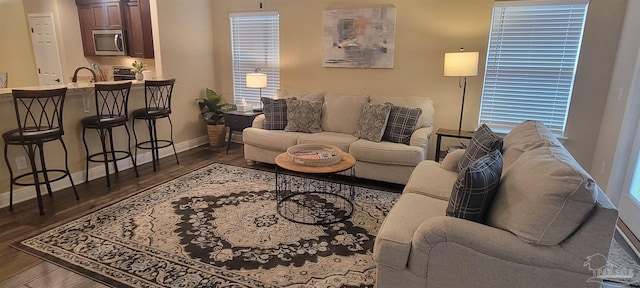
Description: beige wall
211,0,626,166
591,0,640,204
0,0,38,87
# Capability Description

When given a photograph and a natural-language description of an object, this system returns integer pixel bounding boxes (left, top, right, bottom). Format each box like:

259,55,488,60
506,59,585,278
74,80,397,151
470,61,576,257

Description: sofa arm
440,149,465,172
410,127,433,158
408,216,587,277
251,114,265,128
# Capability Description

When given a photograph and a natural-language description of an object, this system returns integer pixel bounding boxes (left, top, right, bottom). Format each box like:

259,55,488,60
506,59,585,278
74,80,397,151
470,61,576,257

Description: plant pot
135,72,143,80
207,124,226,147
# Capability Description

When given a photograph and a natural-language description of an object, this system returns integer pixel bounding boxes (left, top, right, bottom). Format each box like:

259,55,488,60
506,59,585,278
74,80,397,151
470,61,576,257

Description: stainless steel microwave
93,30,127,56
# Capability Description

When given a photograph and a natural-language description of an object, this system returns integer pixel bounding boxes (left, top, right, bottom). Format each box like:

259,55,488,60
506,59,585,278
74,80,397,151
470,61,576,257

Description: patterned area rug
15,163,399,287
604,236,640,286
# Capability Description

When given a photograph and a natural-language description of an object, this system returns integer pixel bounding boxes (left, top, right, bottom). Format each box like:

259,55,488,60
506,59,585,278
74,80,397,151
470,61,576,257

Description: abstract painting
323,6,397,68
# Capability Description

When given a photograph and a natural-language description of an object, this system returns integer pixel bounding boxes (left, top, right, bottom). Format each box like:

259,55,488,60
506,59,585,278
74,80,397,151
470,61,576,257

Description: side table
223,110,262,154
434,128,474,162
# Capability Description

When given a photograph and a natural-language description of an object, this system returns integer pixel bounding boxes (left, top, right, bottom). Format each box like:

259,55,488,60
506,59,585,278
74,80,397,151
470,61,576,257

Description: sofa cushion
458,124,503,173
297,132,358,152
355,103,391,142
502,120,562,171
321,93,370,134
487,146,598,245
373,193,449,269
349,139,424,166
275,89,325,102
284,98,323,133
382,104,422,144
370,96,435,129
447,149,503,223
242,128,307,151
403,160,458,201
261,97,290,130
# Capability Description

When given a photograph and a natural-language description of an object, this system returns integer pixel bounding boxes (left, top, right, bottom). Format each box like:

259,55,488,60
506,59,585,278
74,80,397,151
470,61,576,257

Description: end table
223,110,262,154
434,128,474,162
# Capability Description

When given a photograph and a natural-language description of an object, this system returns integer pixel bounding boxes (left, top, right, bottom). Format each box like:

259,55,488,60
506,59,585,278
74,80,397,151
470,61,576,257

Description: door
619,119,640,236
28,13,63,86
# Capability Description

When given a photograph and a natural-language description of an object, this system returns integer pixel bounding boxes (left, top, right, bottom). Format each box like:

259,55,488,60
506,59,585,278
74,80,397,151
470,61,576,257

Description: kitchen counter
0,80,145,98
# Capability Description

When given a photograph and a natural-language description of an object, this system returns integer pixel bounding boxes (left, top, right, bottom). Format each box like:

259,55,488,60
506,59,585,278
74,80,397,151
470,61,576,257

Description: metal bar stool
132,79,179,171
2,88,79,215
81,82,138,187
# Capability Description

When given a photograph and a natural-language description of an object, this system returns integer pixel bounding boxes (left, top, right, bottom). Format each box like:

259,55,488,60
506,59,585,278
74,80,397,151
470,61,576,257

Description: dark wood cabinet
124,0,154,58
76,0,154,58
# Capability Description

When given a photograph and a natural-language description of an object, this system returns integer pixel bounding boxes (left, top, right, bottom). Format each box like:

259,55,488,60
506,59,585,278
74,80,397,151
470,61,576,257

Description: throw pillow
381,103,422,144
446,149,503,223
284,98,323,133
458,124,503,173
261,97,291,130
354,103,391,142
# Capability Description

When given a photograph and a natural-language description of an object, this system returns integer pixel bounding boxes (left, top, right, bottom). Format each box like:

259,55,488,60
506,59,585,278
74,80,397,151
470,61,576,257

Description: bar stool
2,88,79,215
132,79,179,171
81,82,138,187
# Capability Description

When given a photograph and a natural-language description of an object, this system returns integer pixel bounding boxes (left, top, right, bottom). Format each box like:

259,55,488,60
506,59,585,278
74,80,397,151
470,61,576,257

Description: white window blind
479,0,588,135
230,12,280,103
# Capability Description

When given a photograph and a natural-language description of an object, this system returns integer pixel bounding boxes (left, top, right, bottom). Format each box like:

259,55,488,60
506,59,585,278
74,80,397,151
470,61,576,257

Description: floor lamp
444,49,479,134
246,68,267,112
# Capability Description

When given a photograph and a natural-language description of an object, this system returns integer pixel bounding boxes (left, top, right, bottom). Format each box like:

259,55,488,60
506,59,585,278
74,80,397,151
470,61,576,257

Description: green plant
132,61,145,74
196,88,236,125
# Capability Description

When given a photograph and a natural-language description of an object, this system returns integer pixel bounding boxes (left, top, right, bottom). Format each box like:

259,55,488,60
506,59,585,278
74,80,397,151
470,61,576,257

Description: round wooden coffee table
275,152,356,225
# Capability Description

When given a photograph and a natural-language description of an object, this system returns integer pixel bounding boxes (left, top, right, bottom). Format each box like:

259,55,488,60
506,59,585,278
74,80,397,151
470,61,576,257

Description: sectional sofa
373,120,618,288
242,90,435,184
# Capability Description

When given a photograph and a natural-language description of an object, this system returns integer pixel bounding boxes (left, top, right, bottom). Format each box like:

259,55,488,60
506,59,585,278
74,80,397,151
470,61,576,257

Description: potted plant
132,61,145,80
196,88,236,147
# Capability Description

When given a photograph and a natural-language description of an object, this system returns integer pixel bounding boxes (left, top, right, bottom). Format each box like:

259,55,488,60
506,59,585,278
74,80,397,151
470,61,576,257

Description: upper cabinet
76,0,154,58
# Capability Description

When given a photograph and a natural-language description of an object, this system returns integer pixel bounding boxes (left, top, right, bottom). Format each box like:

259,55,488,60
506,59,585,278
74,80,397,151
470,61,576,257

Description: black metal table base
275,167,355,225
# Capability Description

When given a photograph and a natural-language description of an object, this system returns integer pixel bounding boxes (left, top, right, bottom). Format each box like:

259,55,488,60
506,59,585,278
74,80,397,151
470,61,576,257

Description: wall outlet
15,156,27,170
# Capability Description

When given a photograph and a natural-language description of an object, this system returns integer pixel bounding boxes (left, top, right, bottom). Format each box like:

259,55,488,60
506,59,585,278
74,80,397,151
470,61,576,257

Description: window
230,12,280,104
479,0,589,135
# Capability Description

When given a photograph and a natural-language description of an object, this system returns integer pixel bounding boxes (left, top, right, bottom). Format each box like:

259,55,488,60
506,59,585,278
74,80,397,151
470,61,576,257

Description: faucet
72,66,97,83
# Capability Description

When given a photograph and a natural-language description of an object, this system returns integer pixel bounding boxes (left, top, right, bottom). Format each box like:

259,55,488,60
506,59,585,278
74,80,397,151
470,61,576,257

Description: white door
28,13,63,85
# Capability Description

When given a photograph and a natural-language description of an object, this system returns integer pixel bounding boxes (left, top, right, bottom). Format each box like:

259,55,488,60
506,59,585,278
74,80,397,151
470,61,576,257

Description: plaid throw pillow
381,103,422,144
458,124,503,173
447,149,503,223
262,97,291,130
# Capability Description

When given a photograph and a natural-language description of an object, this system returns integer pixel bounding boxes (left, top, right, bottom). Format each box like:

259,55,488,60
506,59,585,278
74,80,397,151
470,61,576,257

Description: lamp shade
444,52,479,77
246,72,267,88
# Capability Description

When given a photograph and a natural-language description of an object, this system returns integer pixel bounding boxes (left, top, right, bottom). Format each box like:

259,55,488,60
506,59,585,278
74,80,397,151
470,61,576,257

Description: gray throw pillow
262,97,291,130
447,149,503,223
284,98,323,133
381,103,422,144
355,103,391,142
458,124,503,173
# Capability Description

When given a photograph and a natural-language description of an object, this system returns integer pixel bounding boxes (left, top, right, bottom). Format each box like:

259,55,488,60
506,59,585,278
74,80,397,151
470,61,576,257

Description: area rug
15,163,399,287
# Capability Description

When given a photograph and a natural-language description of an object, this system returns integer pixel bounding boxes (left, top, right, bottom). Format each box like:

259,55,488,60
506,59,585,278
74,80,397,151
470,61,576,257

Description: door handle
114,34,120,52
54,78,60,83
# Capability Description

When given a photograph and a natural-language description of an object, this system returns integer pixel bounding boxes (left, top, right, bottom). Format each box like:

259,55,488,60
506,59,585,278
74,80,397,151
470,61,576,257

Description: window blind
230,12,280,103
479,0,588,135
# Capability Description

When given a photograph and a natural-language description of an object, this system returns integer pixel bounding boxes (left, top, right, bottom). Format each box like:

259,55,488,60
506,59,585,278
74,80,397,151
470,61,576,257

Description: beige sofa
242,90,435,184
373,120,618,288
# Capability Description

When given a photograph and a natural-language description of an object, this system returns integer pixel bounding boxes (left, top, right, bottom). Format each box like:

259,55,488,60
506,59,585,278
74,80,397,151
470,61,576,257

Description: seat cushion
242,128,306,151
284,99,323,133
458,124,502,173
261,97,289,130
447,149,503,223
381,104,422,144
487,146,598,245
297,132,358,152
403,160,458,201
349,139,424,166
373,193,448,269
321,93,370,134
502,120,562,171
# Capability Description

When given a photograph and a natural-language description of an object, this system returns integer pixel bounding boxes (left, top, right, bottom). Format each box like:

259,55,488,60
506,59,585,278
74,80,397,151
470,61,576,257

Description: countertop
0,80,145,98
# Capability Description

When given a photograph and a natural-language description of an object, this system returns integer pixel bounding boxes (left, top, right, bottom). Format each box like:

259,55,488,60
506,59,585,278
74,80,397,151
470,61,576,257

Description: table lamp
246,68,267,112
444,48,479,133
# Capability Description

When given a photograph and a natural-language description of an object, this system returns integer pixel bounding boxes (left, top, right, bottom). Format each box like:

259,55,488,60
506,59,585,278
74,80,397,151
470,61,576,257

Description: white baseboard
0,136,209,209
